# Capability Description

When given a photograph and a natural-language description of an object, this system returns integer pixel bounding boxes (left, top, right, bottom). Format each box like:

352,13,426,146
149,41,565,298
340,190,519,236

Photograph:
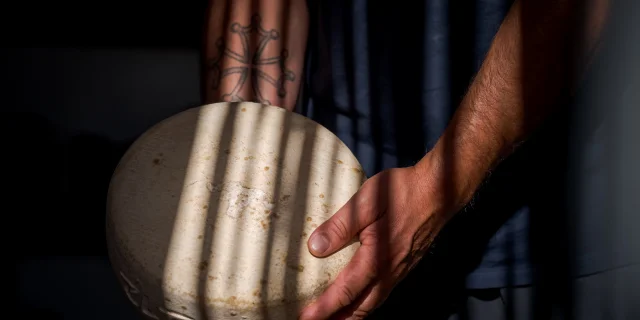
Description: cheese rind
107,102,365,319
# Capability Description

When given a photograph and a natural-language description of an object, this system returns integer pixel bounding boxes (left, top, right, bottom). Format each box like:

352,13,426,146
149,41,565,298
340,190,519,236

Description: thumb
307,179,384,257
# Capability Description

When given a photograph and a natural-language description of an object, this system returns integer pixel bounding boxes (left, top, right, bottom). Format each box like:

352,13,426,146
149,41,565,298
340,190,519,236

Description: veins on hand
207,14,296,105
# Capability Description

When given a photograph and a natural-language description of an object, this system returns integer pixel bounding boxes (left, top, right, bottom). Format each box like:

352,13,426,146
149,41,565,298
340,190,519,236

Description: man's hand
299,162,452,320
299,0,610,318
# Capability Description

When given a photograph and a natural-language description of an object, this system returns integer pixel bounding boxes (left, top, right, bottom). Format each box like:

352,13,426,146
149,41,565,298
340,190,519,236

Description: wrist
413,143,484,216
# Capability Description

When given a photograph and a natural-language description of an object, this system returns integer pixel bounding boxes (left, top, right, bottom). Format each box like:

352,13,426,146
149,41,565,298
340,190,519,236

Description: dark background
3,1,208,318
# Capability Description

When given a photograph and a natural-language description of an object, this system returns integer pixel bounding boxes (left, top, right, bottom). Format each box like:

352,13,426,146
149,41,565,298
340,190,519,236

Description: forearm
416,0,610,211
202,0,309,111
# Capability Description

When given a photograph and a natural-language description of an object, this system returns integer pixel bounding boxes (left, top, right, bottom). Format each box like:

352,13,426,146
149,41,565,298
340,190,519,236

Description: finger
334,259,398,320
307,177,386,257
331,283,387,320
332,220,398,320
299,244,379,320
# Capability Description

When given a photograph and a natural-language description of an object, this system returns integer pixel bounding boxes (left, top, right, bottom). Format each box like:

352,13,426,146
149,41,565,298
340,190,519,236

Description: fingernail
309,233,330,254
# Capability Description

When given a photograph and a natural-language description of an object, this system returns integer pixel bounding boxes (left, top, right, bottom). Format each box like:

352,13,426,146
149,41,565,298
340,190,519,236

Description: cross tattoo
208,14,296,105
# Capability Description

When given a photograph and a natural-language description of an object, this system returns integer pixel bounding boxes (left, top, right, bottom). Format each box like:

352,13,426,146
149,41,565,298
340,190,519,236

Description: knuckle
365,262,379,280
350,309,370,320
337,284,358,307
328,216,352,242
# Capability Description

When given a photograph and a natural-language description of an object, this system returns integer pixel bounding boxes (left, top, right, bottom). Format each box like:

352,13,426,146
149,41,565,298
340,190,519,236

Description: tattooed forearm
207,14,296,106
203,0,308,111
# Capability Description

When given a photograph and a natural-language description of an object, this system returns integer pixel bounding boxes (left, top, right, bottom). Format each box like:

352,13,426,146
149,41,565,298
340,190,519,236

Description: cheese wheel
106,102,365,319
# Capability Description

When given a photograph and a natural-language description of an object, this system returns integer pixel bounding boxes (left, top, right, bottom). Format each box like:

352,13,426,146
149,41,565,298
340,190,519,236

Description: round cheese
106,102,365,319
